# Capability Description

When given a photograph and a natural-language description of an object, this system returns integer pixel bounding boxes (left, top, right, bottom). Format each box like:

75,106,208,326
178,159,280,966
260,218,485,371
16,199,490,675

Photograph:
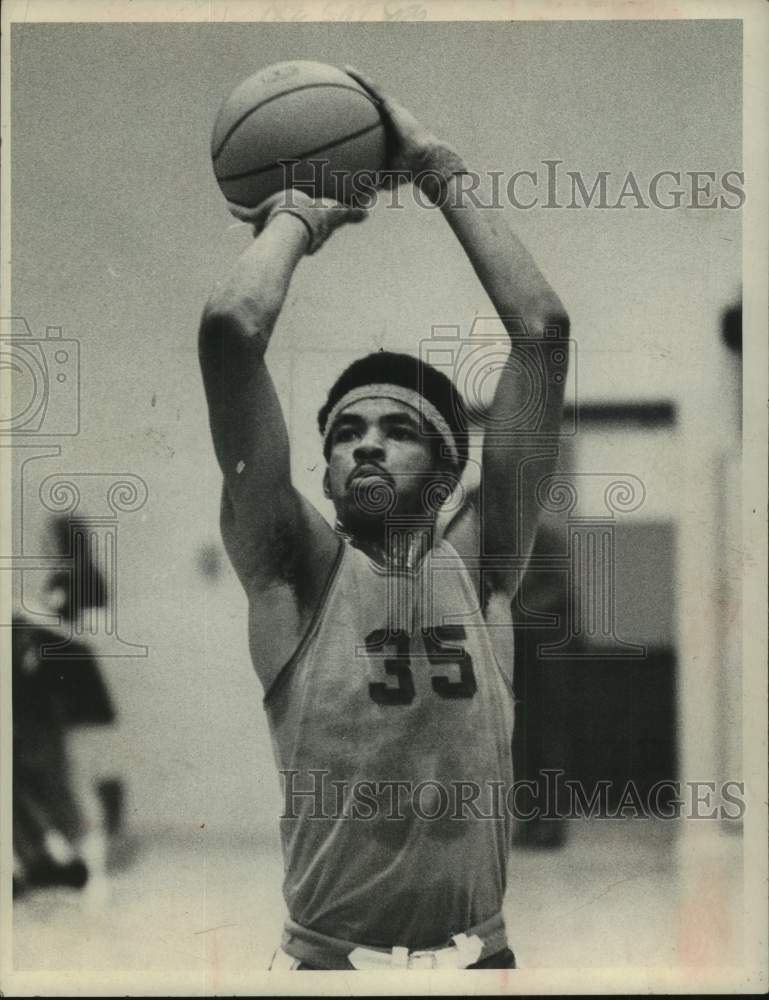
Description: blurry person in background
12,517,115,898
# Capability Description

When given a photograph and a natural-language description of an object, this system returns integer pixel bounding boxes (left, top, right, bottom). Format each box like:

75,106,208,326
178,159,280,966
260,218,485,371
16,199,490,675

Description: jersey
258,534,515,950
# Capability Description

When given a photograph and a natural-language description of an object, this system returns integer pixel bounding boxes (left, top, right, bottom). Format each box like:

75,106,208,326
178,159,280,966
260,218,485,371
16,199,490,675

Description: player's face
325,398,437,523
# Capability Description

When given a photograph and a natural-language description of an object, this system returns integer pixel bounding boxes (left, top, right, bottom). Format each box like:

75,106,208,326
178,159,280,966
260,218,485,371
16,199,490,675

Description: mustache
346,463,394,488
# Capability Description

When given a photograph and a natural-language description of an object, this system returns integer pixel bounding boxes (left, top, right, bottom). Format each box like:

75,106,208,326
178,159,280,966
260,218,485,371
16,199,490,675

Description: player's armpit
199,302,337,603
226,489,341,693
481,312,570,598
441,484,482,598
222,490,339,693
220,480,338,602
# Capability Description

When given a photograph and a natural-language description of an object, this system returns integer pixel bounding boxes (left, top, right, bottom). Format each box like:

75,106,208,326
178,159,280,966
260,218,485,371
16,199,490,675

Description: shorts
270,912,516,971
287,946,517,970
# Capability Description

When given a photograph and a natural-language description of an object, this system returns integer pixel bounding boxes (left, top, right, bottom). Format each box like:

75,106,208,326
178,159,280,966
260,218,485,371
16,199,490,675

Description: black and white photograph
1,0,767,994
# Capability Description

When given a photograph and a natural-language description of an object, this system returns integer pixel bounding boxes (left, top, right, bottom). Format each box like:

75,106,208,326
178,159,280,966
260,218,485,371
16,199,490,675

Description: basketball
211,60,387,210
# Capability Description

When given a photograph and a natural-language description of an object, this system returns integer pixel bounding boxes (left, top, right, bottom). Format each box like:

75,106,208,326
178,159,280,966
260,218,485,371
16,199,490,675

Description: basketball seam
216,121,384,184
211,82,380,161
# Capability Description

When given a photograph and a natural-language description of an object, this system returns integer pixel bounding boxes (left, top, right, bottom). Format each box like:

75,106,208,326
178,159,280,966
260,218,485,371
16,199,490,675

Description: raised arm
437,172,569,594
199,194,365,681
346,68,569,598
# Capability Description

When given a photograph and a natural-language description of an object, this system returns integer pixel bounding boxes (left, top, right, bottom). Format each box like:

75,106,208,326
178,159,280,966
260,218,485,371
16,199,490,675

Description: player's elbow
201,282,280,346
512,294,570,341
540,296,570,339
198,303,270,395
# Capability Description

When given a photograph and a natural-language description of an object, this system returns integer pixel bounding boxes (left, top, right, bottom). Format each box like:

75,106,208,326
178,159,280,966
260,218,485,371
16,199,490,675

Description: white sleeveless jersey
259,536,515,949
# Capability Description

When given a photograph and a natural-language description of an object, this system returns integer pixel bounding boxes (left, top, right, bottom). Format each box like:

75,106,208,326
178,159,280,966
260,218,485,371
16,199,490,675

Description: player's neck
335,519,436,572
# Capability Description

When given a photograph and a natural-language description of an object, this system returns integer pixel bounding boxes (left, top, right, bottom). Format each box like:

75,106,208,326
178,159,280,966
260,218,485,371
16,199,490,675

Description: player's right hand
227,189,370,254
227,191,286,234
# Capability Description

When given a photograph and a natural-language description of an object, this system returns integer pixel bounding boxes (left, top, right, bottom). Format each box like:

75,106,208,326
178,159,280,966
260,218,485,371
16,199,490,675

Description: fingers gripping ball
211,61,387,210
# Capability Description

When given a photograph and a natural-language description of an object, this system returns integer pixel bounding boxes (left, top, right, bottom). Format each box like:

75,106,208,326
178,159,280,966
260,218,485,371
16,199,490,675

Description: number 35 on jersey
362,625,478,705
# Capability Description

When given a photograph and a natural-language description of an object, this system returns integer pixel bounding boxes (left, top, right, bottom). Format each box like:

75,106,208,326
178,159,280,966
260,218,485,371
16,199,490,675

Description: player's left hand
344,65,442,177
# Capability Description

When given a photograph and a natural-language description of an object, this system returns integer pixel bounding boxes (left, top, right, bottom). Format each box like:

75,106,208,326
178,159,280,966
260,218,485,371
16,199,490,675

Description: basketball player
199,68,569,970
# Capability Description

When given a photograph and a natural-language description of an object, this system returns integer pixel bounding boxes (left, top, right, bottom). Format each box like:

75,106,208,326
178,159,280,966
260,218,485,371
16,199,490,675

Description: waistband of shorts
280,911,508,969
